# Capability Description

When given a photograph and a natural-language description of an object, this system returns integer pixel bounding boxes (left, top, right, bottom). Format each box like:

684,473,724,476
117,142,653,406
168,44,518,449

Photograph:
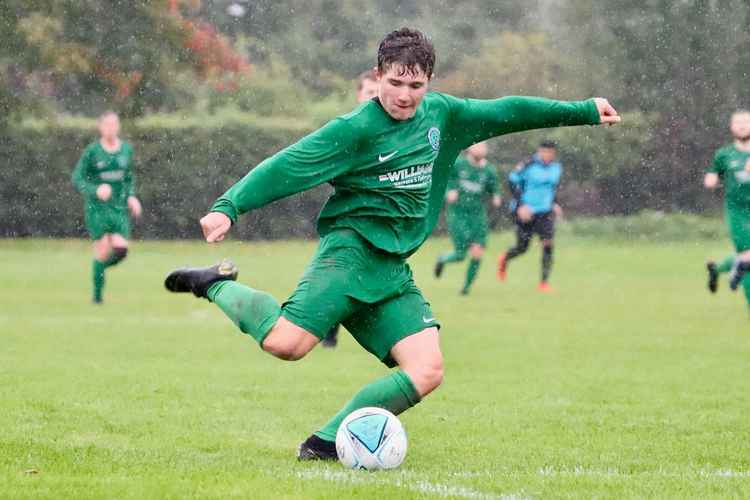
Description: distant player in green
704,110,750,308
434,141,501,295
72,111,142,304
164,28,620,460
322,69,381,348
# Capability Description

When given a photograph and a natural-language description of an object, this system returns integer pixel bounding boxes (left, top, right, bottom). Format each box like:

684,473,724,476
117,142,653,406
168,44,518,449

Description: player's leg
706,254,736,294
498,219,532,280
536,212,556,292
435,215,468,278
166,263,322,358
461,243,484,295
165,233,360,360
91,234,112,304
300,286,440,460
729,250,750,292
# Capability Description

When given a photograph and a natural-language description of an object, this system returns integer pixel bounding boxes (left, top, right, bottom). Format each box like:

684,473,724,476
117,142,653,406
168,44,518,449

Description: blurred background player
497,140,563,292
320,69,380,349
704,109,750,308
321,69,379,347
72,111,142,304
434,141,501,295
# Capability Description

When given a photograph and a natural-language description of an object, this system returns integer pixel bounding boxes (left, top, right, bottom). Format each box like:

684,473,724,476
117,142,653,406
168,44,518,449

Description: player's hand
127,196,143,219
96,184,112,201
517,204,533,222
704,173,720,189
446,190,459,204
200,212,232,243
593,98,620,125
553,203,564,220
492,195,502,208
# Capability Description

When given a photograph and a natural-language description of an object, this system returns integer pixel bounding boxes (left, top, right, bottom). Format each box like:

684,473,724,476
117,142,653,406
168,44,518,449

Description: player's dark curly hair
377,28,435,78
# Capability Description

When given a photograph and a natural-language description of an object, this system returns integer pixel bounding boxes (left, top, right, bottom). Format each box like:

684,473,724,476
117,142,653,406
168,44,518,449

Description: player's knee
542,240,554,249
469,245,484,259
410,356,444,396
261,325,315,361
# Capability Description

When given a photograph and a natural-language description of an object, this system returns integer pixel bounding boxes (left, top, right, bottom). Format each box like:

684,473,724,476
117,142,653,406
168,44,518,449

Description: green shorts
85,204,130,240
728,208,750,252
281,229,439,367
447,209,488,252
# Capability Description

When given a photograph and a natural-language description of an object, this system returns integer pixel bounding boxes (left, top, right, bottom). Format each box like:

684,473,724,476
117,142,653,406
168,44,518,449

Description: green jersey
211,92,599,257
709,145,750,211
72,141,136,208
447,155,499,214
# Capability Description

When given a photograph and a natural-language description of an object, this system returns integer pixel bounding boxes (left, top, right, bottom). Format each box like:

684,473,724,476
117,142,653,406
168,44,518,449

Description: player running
164,28,620,460
704,110,750,307
321,69,381,348
497,140,563,292
72,111,142,304
434,141,501,295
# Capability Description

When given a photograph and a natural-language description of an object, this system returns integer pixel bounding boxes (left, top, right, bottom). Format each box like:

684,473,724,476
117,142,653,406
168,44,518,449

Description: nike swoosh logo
423,316,436,323
378,151,398,162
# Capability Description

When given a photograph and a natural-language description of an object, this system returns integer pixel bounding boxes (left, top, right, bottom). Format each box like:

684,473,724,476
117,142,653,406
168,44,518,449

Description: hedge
0,112,335,240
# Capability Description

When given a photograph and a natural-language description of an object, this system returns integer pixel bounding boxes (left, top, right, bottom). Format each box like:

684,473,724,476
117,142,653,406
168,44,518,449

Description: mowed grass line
1,234,748,499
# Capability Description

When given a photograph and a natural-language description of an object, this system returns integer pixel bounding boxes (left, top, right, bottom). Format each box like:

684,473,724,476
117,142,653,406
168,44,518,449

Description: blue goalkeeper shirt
508,155,562,214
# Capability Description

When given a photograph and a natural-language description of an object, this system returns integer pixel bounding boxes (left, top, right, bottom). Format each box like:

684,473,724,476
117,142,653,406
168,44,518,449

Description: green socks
207,280,281,345
438,251,465,265
717,254,736,274
315,370,421,442
91,249,128,302
92,260,106,302
462,258,481,293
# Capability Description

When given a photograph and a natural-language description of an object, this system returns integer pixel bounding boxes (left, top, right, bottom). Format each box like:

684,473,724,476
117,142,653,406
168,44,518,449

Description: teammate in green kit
72,111,142,304
704,109,750,308
434,141,501,295
321,69,381,348
164,28,620,460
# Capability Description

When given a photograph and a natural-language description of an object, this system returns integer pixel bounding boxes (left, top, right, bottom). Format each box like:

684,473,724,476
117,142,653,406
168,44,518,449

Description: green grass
1,233,749,499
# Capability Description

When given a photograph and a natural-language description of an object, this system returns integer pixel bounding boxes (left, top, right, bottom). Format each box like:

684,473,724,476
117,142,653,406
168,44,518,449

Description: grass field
2,232,749,499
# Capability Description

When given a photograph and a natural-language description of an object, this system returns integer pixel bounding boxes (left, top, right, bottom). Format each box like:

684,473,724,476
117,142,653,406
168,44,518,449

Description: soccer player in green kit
434,141,501,295
164,28,620,460
72,111,142,304
704,109,750,308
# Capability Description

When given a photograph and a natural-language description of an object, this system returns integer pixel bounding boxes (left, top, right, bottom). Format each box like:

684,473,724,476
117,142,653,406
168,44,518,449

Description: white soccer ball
335,407,408,470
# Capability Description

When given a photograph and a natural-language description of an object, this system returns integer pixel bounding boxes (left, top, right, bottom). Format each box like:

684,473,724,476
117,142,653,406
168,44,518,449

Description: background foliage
3,0,750,237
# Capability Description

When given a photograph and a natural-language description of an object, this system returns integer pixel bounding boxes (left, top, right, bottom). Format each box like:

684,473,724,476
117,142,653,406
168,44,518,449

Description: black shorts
515,211,555,241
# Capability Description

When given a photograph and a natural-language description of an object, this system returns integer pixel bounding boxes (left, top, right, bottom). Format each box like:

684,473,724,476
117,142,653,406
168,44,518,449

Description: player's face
538,147,556,164
730,113,750,141
357,78,379,103
98,114,120,141
467,142,488,162
376,65,430,121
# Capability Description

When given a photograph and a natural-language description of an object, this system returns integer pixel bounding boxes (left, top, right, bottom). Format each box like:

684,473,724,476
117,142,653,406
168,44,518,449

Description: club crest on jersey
428,127,441,151
118,155,128,168
96,161,106,169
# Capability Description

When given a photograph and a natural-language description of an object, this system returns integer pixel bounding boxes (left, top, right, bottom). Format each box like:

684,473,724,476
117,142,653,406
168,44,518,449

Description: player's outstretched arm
448,95,620,147
208,117,362,229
